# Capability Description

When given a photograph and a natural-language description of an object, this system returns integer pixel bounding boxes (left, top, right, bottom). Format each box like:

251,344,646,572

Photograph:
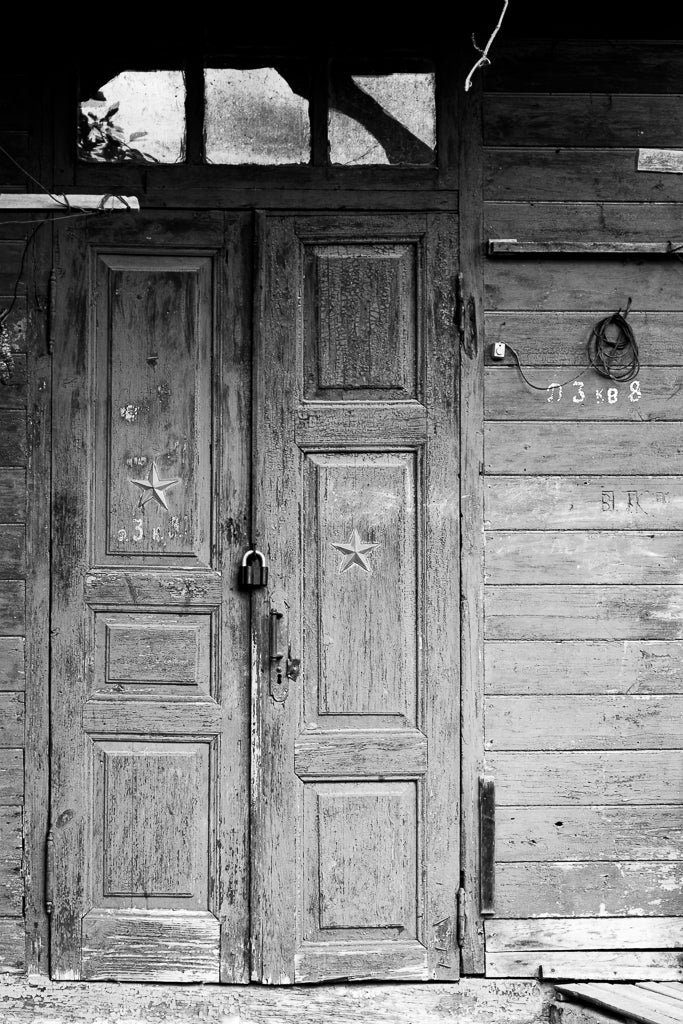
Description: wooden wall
0,71,49,977
481,40,683,979
0,74,29,975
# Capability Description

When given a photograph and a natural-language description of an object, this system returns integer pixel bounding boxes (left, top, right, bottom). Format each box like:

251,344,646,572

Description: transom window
77,59,436,167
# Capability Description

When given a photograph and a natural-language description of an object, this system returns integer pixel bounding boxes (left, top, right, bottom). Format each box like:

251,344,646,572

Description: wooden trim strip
488,239,683,256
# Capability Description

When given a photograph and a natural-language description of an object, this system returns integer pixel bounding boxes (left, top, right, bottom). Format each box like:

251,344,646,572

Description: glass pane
329,66,436,166
78,71,186,164
204,67,310,164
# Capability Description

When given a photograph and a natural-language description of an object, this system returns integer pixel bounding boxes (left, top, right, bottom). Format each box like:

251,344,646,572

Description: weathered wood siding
481,40,683,980
0,167,26,971
0,70,48,977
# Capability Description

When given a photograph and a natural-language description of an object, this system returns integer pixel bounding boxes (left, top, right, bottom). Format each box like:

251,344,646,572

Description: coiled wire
506,298,639,391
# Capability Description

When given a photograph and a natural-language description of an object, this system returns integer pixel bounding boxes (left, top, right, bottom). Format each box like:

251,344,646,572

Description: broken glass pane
204,67,310,164
78,71,186,164
329,65,436,166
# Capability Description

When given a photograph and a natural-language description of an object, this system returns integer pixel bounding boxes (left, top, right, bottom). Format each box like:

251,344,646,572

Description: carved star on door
129,460,179,510
331,528,378,573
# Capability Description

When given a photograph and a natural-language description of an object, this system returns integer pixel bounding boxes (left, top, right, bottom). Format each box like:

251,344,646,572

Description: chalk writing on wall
546,380,642,404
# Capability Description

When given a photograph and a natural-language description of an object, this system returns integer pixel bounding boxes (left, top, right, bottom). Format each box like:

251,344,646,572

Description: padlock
239,549,268,588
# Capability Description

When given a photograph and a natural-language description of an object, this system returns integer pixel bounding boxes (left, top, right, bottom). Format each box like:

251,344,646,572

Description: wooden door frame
22,54,486,982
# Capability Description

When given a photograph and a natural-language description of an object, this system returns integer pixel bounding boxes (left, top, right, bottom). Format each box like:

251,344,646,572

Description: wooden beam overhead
0,194,140,211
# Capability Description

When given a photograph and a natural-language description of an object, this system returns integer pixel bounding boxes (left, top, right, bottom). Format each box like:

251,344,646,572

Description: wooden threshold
0,978,552,1024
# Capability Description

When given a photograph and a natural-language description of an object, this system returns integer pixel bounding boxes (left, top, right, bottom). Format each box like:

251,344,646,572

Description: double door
50,209,460,984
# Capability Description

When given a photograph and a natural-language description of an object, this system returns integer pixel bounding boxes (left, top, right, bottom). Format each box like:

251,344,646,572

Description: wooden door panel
51,213,250,983
94,252,212,565
253,213,460,984
304,451,417,721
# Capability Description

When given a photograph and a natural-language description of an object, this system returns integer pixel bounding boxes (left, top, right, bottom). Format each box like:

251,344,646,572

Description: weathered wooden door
50,212,252,982
250,213,461,983
50,209,460,984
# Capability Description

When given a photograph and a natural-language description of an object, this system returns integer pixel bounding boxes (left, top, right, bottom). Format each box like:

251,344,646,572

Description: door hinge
48,267,56,355
45,828,54,915
456,885,466,948
455,272,466,338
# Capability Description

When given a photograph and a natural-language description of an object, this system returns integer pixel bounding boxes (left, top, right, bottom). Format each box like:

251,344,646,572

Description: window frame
56,48,460,196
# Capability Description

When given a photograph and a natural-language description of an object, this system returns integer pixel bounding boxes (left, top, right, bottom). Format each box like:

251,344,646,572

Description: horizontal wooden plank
0,527,24,577
496,805,683,862
581,984,683,1020
485,150,683,203
639,149,683,174
484,477,683,531
485,641,683,695
638,983,683,1002
295,403,428,449
0,470,25,523
485,95,683,148
489,751,683,806
486,917,683,951
487,695,683,751
485,532,683,585
0,978,553,1023
485,203,683,245
0,750,22,805
295,941,427,983
82,698,221,735
489,951,683,981
84,571,222,607
0,807,22,916
0,694,23,747
485,368,682,422
488,240,681,257
294,730,427,777
0,581,24,635
496,862,683,918
485,312,683,367
557,983,683,1022
485,423,683,476
0,918,24,974
0,412,26,467
486,41,683,93
0,194,140,211
486,585,683,640
82,910,219,983
485,258,683,313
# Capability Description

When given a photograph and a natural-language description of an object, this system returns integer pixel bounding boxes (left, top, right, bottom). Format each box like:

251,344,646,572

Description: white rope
464,0,509,91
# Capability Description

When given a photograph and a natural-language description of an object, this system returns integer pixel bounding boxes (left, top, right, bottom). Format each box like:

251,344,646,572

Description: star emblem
331,529,378,574
129,461,179,511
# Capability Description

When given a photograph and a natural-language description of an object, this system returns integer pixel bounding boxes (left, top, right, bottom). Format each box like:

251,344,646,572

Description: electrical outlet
491,342,506,360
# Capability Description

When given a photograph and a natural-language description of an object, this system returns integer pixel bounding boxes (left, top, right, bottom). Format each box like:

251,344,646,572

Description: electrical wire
587,297,639,382
505,298,640,391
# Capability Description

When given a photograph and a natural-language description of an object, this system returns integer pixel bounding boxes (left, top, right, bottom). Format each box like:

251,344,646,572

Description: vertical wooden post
458,44,487,974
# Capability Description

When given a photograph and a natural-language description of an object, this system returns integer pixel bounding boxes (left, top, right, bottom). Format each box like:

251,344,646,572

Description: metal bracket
479,776,496,916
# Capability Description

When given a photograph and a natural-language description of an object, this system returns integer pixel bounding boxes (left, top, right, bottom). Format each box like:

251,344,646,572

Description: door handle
269,606,299,702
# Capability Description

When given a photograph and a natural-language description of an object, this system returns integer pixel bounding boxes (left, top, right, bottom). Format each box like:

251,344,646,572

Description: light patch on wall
79,70,186,163
204,67,310,165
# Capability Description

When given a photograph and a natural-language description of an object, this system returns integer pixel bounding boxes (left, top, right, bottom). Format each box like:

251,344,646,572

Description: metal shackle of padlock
239,549,268,589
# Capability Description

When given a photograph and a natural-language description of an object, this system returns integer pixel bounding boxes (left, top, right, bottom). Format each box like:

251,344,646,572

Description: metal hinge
456,885,466,948
45,828,54,915
455,272,466,338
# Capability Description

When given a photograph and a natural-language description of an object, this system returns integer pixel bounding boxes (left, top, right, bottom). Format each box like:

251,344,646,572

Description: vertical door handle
269,606,300,702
